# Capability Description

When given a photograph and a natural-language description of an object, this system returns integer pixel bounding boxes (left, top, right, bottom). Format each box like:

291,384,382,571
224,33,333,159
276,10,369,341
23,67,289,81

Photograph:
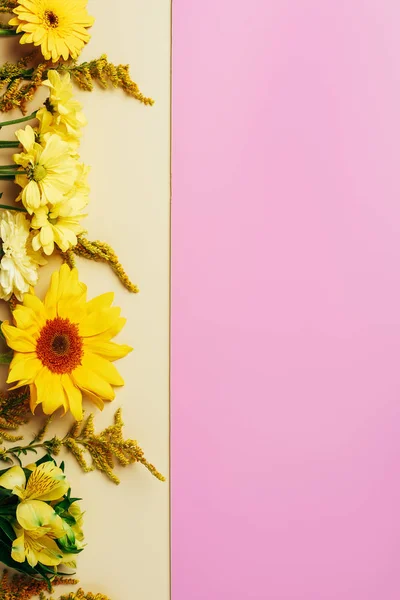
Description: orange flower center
36,317,83,374
43,10,59,28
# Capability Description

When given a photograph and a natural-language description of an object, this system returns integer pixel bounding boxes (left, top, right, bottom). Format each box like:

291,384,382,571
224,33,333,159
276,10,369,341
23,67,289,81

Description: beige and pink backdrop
0,1,171,598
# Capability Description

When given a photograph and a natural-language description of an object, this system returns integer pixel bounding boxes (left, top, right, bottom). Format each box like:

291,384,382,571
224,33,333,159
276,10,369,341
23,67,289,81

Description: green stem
0,29,21,37
0,165,19,169
0,174,17,179
0,141,19,148
0,203,26,213
5,442,46,455
0,110,38,129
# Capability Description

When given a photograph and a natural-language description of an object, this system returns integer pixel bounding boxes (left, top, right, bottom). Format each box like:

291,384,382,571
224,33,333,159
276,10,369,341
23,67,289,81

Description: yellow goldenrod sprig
63,55,154,105
73,237,139,293
0,54,153,113
61,249,76,269
0,0,18,12
0,387,31,443
0,570,77,600
0,58,49,113
56,591,112,600
0,409,165,484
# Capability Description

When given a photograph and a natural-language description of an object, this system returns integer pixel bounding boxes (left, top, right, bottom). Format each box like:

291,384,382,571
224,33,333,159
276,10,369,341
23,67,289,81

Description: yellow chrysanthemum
14,126,78,213
31,162,89,255
9,0,95,63
31,194,87,255
37,70,87,146
2,264,132,420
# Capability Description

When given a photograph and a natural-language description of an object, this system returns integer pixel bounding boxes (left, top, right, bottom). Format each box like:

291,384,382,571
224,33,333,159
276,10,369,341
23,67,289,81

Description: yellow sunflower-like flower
9,0,95,63
14,126,78,214
1,264,132,420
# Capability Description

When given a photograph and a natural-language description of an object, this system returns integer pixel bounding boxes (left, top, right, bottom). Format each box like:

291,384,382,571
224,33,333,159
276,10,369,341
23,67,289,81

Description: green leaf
0,505,17,517
0,516,15,541
35,454,55,467
0,536,40,579
10,453,22,467
0,352,12,364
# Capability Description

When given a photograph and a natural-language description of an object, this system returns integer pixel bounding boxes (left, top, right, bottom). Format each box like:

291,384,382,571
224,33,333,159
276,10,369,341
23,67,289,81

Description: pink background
172,1,400,598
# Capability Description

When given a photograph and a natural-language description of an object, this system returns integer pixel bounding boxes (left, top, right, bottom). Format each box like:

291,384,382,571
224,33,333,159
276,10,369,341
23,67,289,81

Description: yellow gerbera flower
2,264,132,420
13,126,78,213
9,0,95,63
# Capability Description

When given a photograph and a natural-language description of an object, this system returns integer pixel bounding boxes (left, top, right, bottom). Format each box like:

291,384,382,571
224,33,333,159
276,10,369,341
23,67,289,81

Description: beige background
0,1,171,598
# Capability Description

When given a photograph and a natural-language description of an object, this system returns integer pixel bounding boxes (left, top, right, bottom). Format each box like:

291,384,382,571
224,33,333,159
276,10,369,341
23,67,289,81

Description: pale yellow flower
31,194,88,255
0,210,46,301
31,162,90,255
37,70,87,146
13,126,78,213
9,0,95,63
2,264,132,420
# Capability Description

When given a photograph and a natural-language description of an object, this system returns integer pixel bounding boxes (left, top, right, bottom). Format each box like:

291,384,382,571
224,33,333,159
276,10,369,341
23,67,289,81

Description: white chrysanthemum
0,211,46,301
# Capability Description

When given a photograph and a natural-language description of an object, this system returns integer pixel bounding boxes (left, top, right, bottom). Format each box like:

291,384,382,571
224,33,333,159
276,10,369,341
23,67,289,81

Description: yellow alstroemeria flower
37,70,87,146
12,501,66,567
0,462,69,502
13,126,78,214
0,462,69,568
9,0,95,63
2,264,132,420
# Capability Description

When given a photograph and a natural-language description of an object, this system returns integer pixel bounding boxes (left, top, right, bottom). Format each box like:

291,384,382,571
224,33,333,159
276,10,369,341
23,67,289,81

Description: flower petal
35,368,67,415
86,292,114,314
82,352,124,386
78,307,121,337
61,374,83,421
83,339,133,361
1,322,36,352
72,365,115,401
7,355,42,385
17,499,59,530
24,462,69,502
0,466,26,491
11,531,26,563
